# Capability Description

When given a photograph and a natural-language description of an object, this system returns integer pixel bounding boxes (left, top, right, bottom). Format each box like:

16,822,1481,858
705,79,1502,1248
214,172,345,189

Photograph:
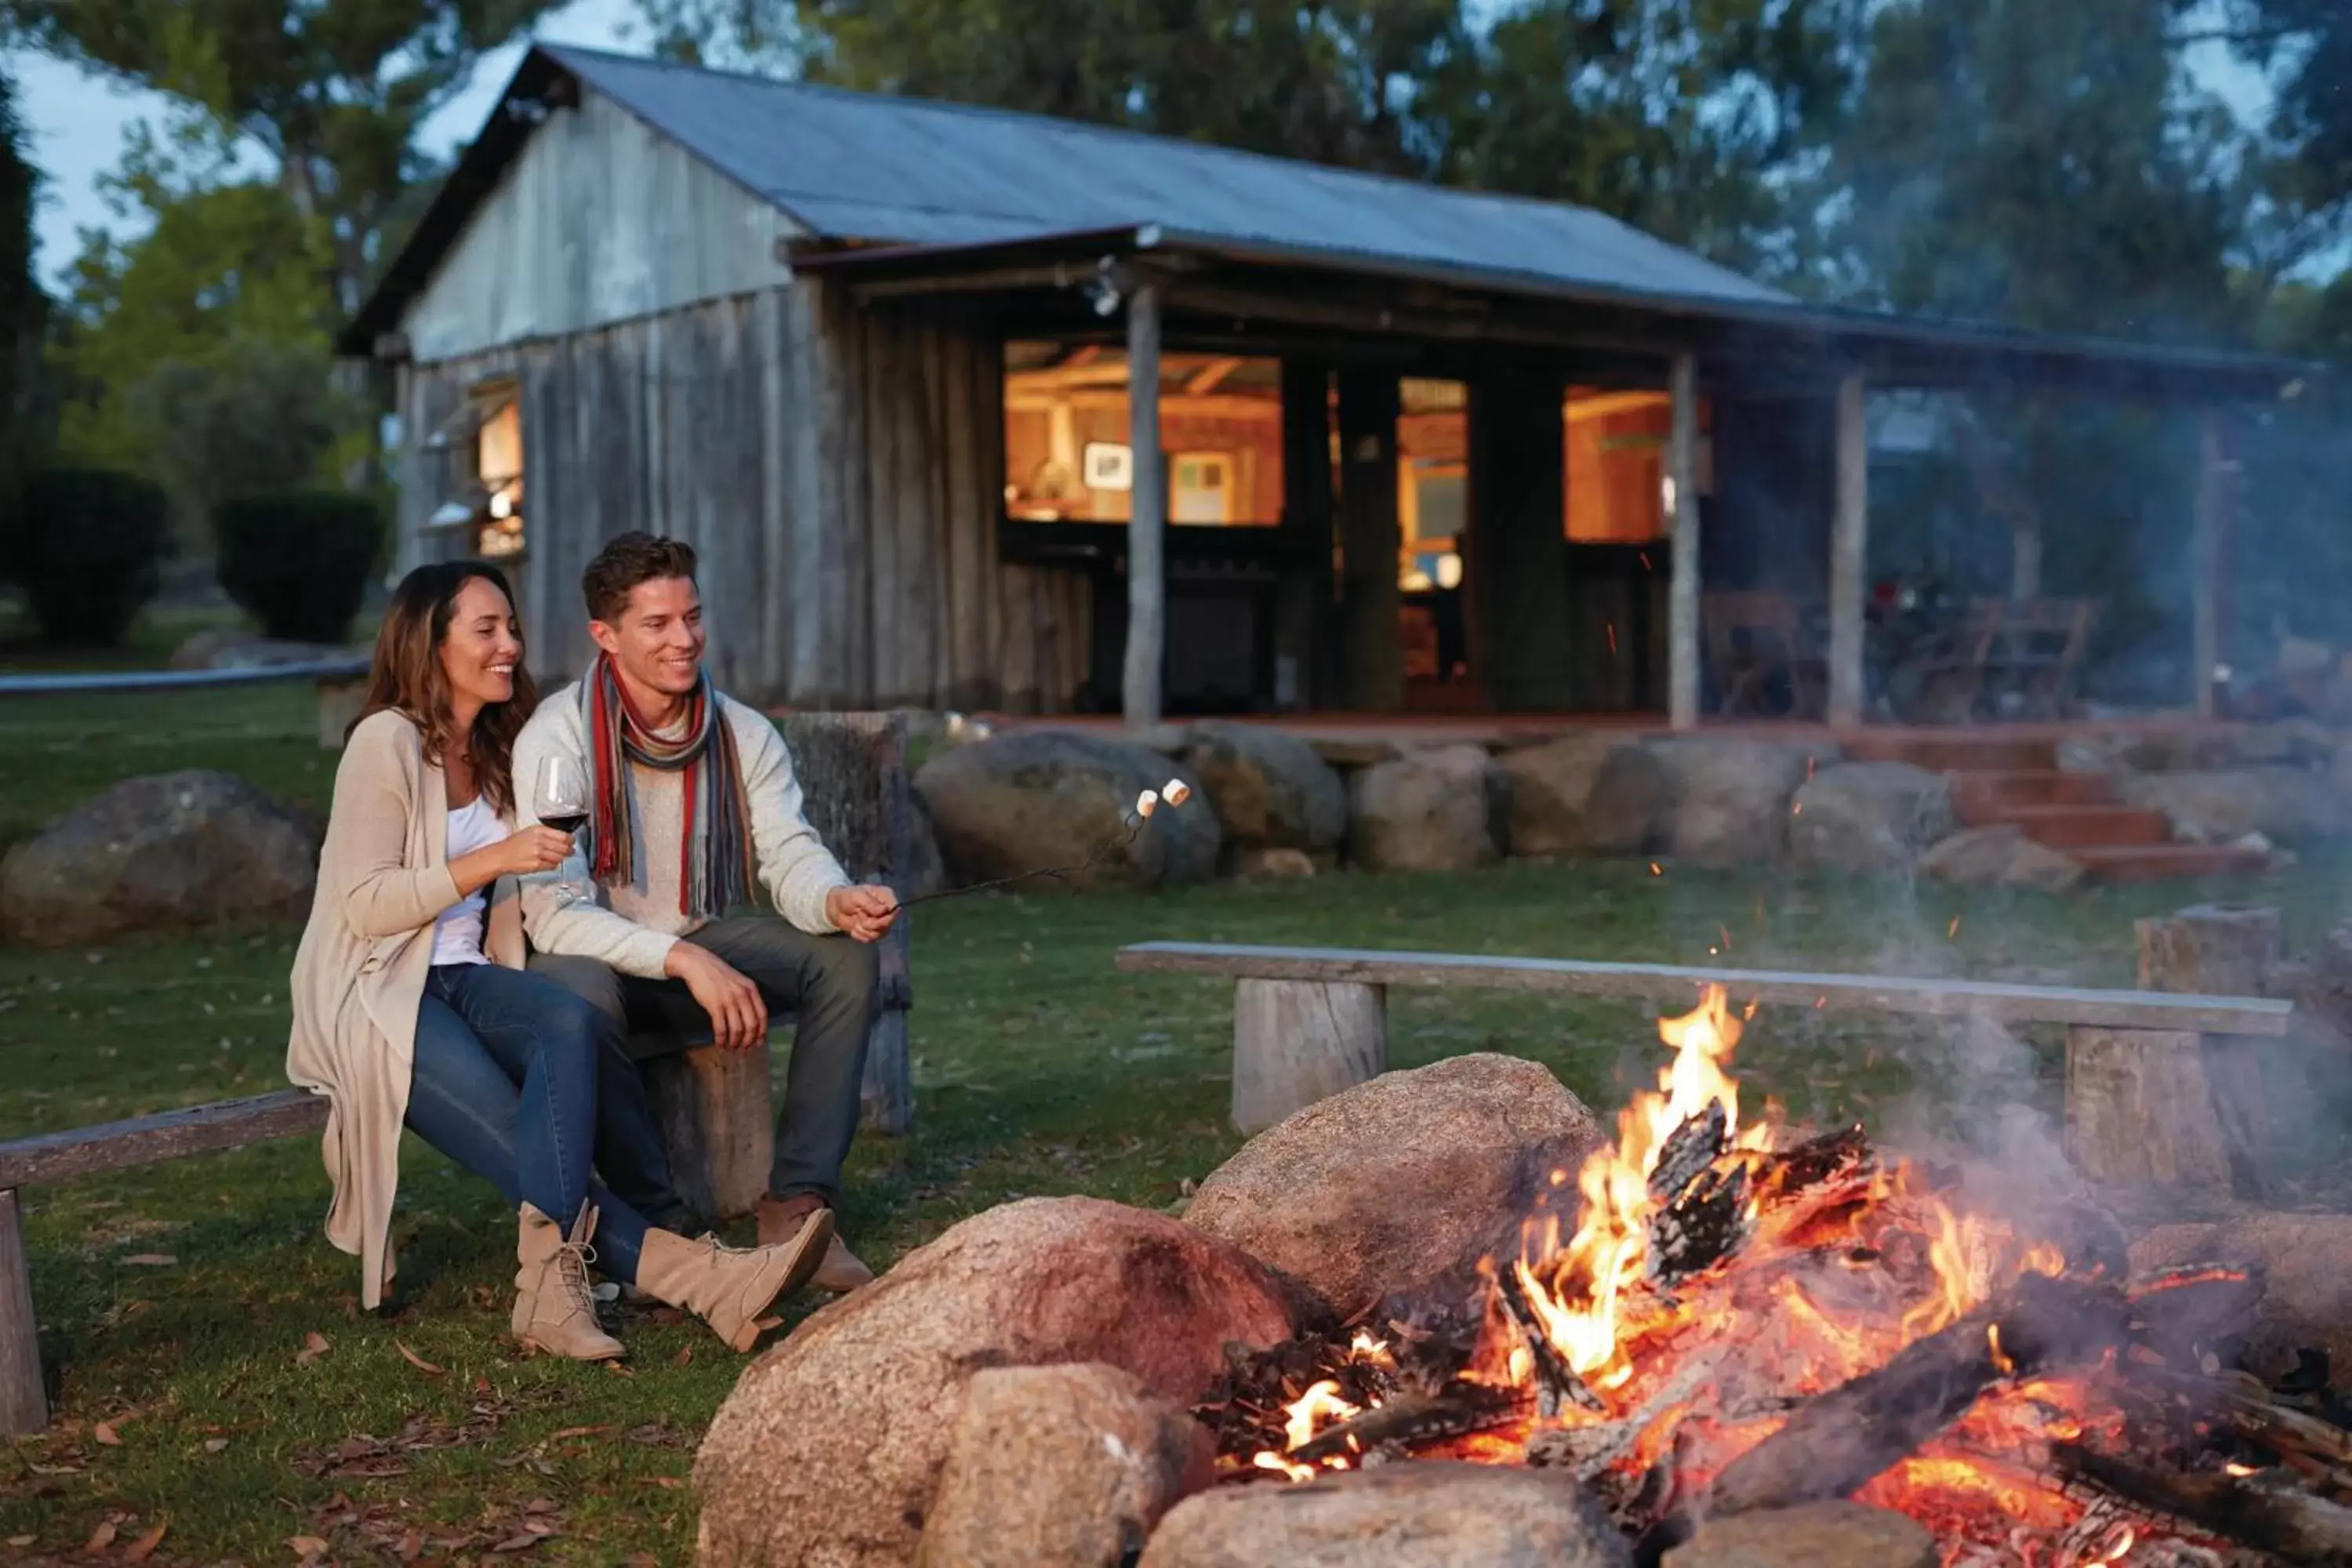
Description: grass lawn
4,683,2349,1562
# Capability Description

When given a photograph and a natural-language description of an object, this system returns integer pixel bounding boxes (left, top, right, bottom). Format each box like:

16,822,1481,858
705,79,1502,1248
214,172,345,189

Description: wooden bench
1113,940,2298,1191
0,1091,326,1435
0,713,919,1436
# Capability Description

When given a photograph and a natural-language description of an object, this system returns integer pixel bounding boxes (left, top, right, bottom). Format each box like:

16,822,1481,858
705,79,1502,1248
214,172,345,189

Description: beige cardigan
287,710,524,1308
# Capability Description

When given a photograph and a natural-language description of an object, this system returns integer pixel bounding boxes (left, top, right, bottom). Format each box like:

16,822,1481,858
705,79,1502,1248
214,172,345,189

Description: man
515,532,901,1294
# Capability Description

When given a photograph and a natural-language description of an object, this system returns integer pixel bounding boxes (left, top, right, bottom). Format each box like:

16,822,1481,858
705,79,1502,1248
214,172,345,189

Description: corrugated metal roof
542,45,1790,312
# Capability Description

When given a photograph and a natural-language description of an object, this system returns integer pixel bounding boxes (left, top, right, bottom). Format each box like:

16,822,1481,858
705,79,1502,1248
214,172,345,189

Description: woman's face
437,575,523,713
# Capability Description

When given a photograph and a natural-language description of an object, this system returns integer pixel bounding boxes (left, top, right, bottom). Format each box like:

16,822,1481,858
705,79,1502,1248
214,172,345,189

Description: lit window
473,388,525,560
1003,343,1283,524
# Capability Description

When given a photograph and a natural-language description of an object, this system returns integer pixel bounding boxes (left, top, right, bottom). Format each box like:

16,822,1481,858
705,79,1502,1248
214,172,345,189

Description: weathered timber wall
395,281,1091,711
401,90,803,364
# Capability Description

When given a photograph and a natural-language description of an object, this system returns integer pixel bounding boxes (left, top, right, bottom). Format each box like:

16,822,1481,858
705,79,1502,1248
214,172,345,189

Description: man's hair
583,532,699,624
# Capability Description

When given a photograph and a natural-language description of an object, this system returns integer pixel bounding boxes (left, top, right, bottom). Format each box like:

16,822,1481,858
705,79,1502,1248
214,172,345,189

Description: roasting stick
895,782,1195,908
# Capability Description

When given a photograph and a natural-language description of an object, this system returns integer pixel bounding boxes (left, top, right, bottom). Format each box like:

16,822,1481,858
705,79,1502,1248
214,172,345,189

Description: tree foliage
1830,0,2243,339
4,0,562,314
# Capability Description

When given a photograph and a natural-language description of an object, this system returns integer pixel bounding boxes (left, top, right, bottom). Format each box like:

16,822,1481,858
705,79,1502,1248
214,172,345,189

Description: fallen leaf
547,1425,611,1441
652,1475,684,1490
601,1361,634,1378
123,1520,169,1561
395,1527,424,1561
83,1519,118,1552
671,1345,692,1367
296,1330,332,1367
626,1555,659,1568
119,1254,176,1267
204,1438,230,1454
93,1421,123,1446
491,1533,545,1552
395,1340,446,1377
287,1535,330,1559
5,1537,31,1549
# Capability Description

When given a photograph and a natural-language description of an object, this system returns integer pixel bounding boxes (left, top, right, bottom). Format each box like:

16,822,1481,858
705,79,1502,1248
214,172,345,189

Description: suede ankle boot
636,1207,833,1353
513,1202,626,1362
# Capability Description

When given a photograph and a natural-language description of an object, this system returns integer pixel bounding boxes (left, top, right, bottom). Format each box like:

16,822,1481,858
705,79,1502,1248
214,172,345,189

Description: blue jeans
403,964,682,1284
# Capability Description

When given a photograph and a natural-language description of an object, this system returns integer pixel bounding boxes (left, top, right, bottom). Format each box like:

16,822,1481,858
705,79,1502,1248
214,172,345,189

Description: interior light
1436,553,1464,590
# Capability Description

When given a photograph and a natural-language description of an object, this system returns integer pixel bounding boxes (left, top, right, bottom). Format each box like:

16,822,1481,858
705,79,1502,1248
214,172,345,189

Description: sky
14,0,644,286
11,1,2288,291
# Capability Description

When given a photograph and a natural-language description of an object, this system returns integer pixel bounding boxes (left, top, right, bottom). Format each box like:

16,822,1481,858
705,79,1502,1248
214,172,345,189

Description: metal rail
0,658,368,697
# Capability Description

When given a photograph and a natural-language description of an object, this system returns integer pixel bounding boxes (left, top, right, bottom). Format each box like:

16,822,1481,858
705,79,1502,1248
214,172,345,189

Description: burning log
1649,1102,1728,1203
1648,1162,1751,1286
1707,1272,2130,1518
1494,1269,1604,1417
1752,1122,1868,1198
2128,1268,2266,1372
1290,1384,1526,1464
2053,1442,2352,1565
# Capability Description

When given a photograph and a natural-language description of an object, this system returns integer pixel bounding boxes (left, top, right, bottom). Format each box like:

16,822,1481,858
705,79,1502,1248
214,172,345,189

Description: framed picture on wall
1083,441,1134,492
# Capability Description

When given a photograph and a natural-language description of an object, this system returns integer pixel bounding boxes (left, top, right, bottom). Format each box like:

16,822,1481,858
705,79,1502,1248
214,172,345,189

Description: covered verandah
792,224,2312,732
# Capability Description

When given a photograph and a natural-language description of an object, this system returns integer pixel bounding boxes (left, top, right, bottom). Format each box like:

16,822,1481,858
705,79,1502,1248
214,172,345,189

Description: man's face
590,575,706,699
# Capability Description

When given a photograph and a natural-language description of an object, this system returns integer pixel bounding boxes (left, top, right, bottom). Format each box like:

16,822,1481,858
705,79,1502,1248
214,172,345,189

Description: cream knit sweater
513,684,851,977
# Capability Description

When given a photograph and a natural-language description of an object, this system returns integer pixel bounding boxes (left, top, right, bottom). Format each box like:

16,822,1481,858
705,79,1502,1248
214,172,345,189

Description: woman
287,561,832,1359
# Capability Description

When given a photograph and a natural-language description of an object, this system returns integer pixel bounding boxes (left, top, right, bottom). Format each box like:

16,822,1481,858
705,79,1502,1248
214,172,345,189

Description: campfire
1197,987,2352,1566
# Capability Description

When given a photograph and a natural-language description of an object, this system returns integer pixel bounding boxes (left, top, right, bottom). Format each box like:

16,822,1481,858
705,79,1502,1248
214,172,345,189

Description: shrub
213,490,385,644
0,466,171,645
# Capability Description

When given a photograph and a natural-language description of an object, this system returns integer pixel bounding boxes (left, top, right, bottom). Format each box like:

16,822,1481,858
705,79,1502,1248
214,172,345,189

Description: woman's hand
499,826,575,876
450,826,573,899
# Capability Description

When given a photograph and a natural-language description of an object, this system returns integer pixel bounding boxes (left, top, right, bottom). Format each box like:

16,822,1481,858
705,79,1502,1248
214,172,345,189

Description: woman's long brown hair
350,562,539,813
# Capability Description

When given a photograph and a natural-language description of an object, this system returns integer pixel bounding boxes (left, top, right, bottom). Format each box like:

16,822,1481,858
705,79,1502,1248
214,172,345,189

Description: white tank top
430,797,503,967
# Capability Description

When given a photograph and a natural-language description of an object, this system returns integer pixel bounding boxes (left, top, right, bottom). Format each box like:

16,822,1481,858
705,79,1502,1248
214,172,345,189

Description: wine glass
535,755,590,838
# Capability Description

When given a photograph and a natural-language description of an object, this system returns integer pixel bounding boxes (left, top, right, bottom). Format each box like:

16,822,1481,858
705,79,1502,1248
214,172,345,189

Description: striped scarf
583,655,757,920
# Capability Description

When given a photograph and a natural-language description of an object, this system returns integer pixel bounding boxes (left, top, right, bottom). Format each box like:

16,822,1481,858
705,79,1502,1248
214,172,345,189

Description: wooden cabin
343,45,2307,725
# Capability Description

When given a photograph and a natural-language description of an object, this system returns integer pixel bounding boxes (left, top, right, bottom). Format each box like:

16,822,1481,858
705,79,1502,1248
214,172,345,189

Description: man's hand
666,943,768,1051
825,884,900,944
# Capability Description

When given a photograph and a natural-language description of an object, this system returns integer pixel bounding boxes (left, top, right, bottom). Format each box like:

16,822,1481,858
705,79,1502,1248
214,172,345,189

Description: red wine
539,812,588,836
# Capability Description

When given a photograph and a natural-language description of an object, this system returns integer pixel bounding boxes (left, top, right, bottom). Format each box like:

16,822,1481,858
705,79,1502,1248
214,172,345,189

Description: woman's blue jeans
403,963,685,1284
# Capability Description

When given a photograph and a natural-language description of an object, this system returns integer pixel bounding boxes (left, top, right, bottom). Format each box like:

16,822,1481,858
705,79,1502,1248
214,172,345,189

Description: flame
1512,987,1762,1388
1226,987,2219,1563
1280,1380,1360,1453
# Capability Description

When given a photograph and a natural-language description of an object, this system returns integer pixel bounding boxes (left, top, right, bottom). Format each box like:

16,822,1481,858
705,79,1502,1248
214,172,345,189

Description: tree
43,118,356,537
1831,0,2243,339
4,0,562,317
2196,0,2352,248
1421,0,1859,278
0,65,45,509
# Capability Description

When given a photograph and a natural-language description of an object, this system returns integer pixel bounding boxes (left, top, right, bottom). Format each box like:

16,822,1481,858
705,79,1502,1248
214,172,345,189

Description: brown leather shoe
757,1193,877,1294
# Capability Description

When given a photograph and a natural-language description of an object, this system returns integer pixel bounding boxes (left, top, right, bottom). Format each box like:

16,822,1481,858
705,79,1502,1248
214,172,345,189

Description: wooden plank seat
1114,938,2296,1206
0,713,920,1438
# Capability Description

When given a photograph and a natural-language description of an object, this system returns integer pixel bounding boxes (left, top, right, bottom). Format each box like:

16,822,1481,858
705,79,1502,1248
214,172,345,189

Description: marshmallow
1134,789,1160,818
1162,779,1192,808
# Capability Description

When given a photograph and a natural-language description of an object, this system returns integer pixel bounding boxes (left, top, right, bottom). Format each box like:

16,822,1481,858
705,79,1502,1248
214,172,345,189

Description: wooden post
2064,1027,2237,1196
1123,280,1166,731
1232,979,1387,1134
779,712,916,1137
643,1044,775,1224
1828,372,1869,726
1336,370,1405,711
1276,360,1336,711
2067,903,2285,1200
1667,352,1701,729
1466,368,1574,710
2191,410,2223,718
0,1189,45,1436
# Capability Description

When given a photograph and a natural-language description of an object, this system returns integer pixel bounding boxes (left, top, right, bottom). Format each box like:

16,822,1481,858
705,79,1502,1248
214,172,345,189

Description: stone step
2069,844,2273,884
1988,804,2173,851
1948,769,2117,815
1840,734,2059,773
